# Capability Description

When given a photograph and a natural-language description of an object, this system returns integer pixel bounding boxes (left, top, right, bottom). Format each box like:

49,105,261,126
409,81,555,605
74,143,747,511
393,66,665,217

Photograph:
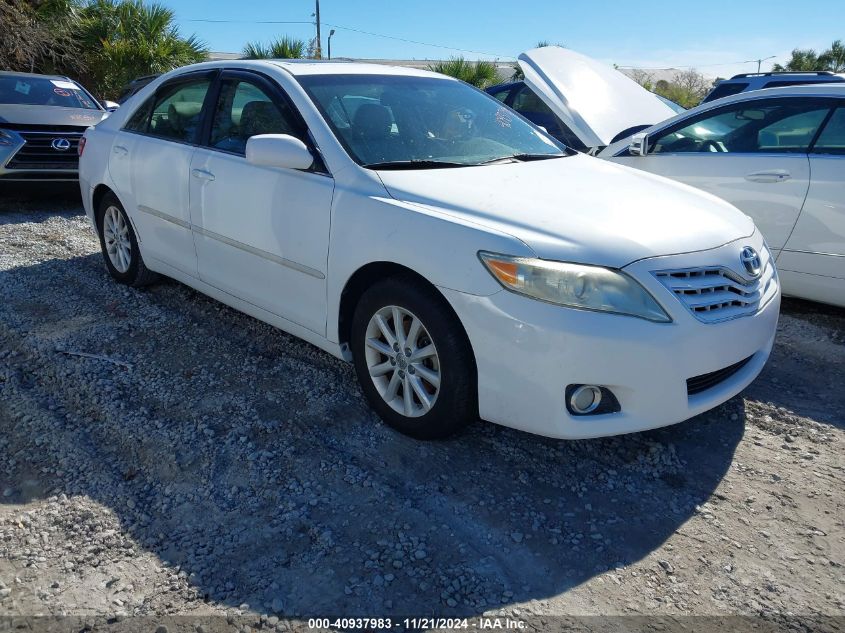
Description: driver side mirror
246,134,314,170
628,132,649,156
102,100,120,112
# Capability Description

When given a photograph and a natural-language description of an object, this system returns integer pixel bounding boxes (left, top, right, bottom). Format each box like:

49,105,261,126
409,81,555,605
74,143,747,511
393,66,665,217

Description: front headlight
479,251,671,323
0,129,17,147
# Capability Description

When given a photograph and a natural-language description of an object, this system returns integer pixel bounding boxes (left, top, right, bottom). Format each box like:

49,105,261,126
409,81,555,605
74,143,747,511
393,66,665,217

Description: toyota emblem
740,246,761,278
51,138,71,151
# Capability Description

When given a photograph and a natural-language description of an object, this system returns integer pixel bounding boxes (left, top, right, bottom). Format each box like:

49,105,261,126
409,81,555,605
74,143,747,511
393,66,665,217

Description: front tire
96,192,157,287
351,275,476,439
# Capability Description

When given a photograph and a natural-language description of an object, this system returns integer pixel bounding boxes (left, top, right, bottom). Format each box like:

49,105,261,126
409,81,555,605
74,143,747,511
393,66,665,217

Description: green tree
76,0,207,98
428,57,499,89
819,40,845,72
773,40,845,72
0,0,81,73
653,68,710,108
243,36,307,60
773,48,821,72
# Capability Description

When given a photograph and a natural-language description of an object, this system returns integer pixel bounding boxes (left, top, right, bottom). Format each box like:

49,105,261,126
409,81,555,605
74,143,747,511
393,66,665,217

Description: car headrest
353,103,392,139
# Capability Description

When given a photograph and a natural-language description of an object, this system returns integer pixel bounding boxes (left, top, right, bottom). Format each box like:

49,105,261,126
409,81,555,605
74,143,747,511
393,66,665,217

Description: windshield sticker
50,80,79,90
15,81,31,95
53,88,72,97
495,107,513,128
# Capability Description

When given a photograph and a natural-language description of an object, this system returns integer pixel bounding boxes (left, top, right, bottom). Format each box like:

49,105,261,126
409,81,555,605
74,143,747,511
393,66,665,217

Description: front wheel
351,275,476,439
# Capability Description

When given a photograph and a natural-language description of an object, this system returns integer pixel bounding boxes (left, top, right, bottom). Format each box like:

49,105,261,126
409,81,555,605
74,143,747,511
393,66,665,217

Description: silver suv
703,71,845,103
0,71,106,182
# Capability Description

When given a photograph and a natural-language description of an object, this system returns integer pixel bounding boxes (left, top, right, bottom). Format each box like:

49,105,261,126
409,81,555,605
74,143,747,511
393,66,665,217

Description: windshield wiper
478,153,567,165
363,159,471,170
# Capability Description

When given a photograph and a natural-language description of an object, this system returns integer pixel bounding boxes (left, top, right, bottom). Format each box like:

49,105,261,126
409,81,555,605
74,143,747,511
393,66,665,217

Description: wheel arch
336,261,477,372
92,183,115,220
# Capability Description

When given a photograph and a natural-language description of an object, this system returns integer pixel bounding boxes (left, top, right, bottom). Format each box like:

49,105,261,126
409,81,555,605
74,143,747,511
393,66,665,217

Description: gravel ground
0,186,843,630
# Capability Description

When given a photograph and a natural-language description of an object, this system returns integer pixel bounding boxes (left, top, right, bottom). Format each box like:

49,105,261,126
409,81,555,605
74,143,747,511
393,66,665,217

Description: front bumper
442,235,780,439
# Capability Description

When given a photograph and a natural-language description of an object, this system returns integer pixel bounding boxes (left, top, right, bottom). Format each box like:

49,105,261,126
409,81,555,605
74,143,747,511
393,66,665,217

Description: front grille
687,355,753,396
653,258,776,324
4,128,85,171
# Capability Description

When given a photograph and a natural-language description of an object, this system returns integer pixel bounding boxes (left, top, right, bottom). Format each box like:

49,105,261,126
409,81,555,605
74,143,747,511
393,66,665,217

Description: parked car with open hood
79,59,779,441
601,85,845,308
0,71,106,182
487,47,678,153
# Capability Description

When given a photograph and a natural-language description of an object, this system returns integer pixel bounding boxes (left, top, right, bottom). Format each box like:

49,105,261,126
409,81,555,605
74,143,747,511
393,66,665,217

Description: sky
169,0,836,79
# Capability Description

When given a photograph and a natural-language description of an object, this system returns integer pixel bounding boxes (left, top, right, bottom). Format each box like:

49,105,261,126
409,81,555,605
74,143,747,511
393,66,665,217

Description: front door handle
112,145,128,156
745,169,791,183
191,168,215,182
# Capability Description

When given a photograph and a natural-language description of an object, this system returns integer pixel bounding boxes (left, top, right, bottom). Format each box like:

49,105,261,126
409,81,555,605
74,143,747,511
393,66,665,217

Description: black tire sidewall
351,276,476,439
96,194,140,285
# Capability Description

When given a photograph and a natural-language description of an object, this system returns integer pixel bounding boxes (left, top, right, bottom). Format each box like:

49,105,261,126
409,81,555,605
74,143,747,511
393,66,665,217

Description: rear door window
702,82,749,103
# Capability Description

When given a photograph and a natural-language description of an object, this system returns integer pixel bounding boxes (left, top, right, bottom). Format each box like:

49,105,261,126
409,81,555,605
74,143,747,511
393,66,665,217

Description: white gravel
0,187,842,631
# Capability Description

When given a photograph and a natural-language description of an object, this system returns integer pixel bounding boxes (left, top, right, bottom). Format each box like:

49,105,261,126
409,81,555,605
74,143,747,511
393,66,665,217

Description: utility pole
753,55,776,73
314,0,322,59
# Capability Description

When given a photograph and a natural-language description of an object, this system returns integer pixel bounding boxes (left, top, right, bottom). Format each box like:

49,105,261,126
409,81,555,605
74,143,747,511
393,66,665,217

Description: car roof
726,71,844,81
0,70,72,81
706,83,845,105
164,59,452,80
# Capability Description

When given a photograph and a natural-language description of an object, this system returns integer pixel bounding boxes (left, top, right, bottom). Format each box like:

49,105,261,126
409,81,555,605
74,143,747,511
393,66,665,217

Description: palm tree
77,0,207,98
243,36,306,60
428,57,499,89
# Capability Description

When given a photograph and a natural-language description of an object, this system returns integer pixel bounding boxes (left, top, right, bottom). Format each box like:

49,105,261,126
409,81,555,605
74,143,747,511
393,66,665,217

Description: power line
181,17,512,59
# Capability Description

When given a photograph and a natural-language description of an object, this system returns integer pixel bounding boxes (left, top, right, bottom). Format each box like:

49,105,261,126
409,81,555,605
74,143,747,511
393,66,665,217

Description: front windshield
0,75,100,110
297,74,567,167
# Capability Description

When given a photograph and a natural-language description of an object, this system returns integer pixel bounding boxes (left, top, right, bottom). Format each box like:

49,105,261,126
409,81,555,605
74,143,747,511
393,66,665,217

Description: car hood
0,105,105,128
518,47,676,148
376,154,754,268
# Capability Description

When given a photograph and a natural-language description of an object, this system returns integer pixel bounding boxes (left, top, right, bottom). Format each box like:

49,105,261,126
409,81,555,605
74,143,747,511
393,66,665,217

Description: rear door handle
745,169,791,183
191,169,215,182
112,145,128,156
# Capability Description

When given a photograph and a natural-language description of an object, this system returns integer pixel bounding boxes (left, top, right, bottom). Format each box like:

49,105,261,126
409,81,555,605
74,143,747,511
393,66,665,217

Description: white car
78,60,780,440
510,47,845,307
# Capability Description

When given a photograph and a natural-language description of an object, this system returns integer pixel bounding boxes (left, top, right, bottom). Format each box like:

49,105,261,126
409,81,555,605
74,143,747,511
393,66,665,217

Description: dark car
702,71,845,103
0,71,106,182
486,80,590,151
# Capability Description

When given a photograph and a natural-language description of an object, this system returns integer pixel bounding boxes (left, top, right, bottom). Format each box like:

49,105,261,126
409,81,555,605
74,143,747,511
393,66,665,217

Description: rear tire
96,192,158,287
351,274,476,439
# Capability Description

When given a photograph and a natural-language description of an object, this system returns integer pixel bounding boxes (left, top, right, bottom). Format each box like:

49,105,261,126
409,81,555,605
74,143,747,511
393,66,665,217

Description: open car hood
518,47,676,149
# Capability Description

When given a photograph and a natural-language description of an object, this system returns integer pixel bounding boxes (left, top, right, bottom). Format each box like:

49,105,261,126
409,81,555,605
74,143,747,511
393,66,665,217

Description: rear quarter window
703,82,749,103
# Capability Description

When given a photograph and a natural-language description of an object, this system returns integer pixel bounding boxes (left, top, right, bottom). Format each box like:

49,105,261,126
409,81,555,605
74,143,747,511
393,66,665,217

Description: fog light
569,385,602,414
565,384,621,416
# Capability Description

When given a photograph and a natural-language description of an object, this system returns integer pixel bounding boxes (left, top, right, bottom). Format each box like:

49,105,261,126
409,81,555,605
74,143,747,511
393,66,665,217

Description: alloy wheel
102,205,132,274
364,305,441,418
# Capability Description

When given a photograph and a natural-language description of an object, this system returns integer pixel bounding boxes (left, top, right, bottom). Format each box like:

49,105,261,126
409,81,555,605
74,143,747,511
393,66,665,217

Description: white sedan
509,47,844,307
79,60,779,440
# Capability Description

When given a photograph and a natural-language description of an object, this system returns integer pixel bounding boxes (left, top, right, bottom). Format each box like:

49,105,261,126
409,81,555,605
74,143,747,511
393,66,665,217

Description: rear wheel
96,192,158,287
351,275,476,439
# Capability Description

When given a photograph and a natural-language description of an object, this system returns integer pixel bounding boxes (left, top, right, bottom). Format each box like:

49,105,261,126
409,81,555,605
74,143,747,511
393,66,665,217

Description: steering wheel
700,139,727,153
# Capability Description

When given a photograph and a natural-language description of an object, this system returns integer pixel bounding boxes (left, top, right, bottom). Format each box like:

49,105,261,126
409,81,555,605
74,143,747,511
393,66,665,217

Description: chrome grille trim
653,259,777,324
6,129,84,171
